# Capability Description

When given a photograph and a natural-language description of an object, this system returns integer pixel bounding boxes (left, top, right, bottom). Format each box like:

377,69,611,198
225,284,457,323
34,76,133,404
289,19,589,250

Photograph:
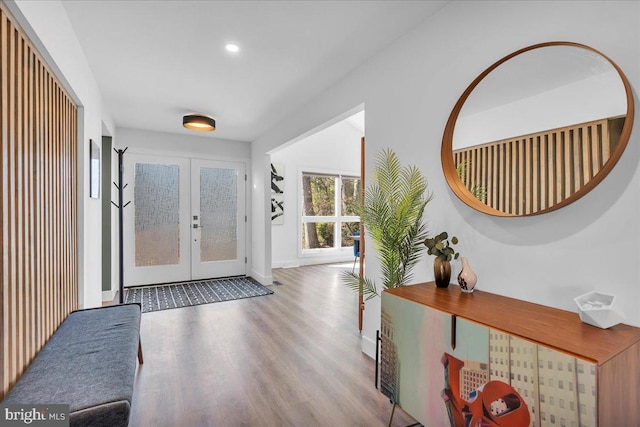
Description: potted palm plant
341,149,432,300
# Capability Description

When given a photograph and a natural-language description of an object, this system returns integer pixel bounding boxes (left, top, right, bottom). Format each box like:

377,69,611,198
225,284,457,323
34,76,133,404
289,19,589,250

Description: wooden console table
381,282,640,427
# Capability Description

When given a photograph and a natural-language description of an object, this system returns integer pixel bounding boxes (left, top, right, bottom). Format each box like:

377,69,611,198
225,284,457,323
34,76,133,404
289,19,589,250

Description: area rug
124,276,273,313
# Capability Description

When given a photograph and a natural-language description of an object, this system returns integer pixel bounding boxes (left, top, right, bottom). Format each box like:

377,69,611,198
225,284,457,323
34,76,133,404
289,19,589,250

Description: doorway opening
269,109,364,269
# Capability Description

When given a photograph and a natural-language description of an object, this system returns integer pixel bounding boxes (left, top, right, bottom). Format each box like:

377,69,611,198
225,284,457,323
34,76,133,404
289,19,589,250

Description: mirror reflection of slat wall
1,4,78,400
454,116,624,215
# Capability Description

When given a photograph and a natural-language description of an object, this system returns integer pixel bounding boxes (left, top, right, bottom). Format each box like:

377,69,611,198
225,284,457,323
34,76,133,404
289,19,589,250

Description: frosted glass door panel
200,167,237,262
191,159,246,279
124,154,190,286
134,163,180,266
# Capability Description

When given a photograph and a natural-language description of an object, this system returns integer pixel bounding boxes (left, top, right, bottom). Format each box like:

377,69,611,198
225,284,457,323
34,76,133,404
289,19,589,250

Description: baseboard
250,269,273,286
102,289,117,303
300,256,354,266
361,334,377,359
272,260,301,269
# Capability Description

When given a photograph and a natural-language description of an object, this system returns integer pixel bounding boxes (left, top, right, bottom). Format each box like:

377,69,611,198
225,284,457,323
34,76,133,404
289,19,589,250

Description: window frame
299,168,361,255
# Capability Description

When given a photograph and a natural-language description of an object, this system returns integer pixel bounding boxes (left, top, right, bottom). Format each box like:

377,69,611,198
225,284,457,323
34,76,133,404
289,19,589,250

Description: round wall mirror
442,42,634,216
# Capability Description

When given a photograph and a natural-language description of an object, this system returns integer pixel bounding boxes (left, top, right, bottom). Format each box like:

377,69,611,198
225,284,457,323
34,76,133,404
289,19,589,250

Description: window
301,172,360,250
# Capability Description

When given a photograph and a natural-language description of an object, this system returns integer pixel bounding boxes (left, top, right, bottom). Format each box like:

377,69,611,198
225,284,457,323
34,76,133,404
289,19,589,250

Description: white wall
116,127,251,161
271,120,361,268
252,0,640,358
8,0,115,309
454,70,627,149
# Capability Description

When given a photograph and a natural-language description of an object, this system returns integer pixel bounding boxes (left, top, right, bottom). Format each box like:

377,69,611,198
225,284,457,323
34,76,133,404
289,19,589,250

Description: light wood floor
128,263,417,426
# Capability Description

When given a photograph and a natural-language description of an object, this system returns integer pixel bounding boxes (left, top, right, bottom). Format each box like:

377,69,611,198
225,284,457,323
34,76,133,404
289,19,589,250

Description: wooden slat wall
454,117,623,215
1,4,78,400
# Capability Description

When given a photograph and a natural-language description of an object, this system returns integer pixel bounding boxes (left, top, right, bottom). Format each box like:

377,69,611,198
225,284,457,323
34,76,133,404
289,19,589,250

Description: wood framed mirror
442,42,634,216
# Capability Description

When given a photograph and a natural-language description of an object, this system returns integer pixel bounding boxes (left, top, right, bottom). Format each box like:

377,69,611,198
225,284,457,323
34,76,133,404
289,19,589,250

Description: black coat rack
111,147,130,304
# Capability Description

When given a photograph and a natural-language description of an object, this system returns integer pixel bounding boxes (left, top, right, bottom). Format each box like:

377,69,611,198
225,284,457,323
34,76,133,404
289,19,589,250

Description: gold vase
434,257,451,288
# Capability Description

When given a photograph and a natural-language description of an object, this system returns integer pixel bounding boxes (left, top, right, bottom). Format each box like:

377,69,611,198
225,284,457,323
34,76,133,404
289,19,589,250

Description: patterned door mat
124,276,273,313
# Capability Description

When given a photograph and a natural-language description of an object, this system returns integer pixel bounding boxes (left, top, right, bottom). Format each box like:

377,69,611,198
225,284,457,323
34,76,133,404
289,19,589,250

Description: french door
123,154,246,287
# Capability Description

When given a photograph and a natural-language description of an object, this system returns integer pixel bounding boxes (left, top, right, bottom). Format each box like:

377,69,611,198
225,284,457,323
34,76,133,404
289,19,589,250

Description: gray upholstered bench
2,304,143,427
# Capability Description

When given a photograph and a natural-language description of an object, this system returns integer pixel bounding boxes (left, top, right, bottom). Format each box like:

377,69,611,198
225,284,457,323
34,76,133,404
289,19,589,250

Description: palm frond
340,271,379,301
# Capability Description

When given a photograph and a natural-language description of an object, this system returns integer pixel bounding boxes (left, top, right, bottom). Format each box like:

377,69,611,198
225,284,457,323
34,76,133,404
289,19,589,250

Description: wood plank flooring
129,263,417,426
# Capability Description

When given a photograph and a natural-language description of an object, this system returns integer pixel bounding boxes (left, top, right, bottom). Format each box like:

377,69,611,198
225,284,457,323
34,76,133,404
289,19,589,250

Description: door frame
122,151,249,287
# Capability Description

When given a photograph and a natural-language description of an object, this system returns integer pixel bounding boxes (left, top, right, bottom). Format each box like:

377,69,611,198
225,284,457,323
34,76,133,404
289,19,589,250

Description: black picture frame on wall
90,139,100,199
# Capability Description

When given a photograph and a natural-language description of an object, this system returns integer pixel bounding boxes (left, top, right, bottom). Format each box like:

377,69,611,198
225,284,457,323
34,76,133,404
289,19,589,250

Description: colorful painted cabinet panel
381,292,597,427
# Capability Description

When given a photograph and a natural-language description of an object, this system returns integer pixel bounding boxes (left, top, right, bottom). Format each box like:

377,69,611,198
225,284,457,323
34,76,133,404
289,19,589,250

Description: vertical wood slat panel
573,128,581,195
481,146,488,204
26,45,35,361
1,11,9,395
564,131,572,202
1,5,78,400
591,124,601,177
16,27,25,377
510,140,516,214
540,135,547,212
498,144,504,212
8,12,17,388
555,132,563,205
517,139,524,215
36,59,44,353
525,137,531,215
601,120,610,161
453,117,616,215
492,146,498,210
532,137,538,213
582,125,592,187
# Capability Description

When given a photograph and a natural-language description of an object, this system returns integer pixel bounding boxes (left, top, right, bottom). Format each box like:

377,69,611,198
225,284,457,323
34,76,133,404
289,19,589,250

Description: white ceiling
61,0,448,142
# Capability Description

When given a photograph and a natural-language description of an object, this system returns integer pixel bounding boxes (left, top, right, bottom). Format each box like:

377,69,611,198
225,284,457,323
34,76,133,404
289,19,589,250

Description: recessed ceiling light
225,43,240,53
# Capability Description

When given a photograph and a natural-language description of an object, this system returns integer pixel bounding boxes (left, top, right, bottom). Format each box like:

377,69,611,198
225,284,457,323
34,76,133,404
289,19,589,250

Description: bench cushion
3,304,141,427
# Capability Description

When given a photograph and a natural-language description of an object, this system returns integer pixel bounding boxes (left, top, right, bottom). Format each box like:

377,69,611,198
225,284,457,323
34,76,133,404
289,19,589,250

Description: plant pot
434,257,451,288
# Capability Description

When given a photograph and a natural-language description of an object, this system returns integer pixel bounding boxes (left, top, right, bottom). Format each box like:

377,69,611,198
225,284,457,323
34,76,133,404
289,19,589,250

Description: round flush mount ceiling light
225,43,240,53
183,114,216,132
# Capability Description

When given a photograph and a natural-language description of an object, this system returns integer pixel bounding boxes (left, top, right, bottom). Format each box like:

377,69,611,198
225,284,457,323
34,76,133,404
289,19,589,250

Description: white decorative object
457,257,477,293
574,291,625,329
